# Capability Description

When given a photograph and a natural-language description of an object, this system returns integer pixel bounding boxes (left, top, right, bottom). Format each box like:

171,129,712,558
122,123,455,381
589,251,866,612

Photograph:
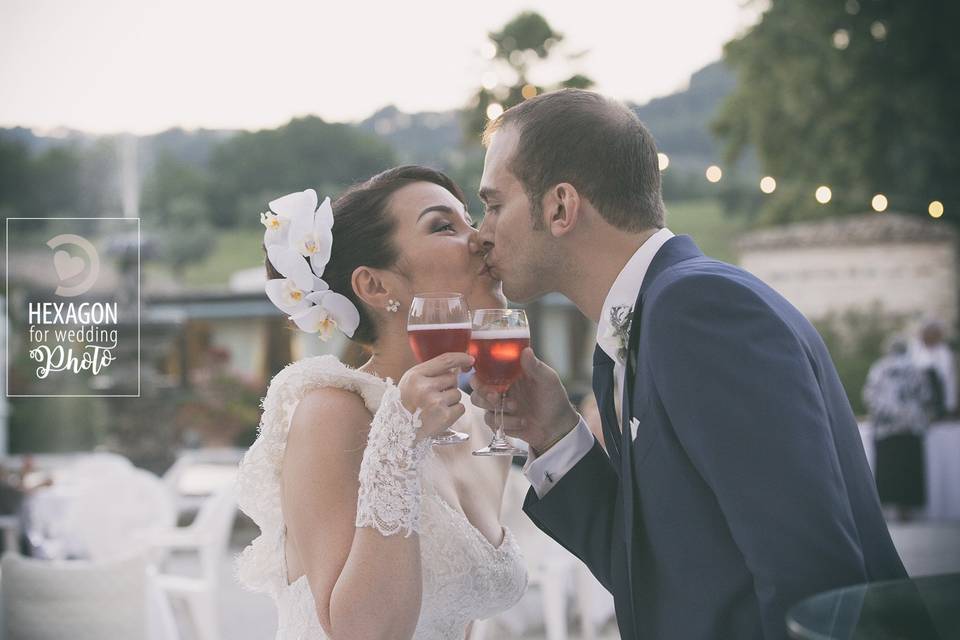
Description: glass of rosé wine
407,292,472,445
469,308,529,457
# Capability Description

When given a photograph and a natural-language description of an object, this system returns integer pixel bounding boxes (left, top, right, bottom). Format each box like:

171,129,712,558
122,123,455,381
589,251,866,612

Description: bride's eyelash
433,222,455,233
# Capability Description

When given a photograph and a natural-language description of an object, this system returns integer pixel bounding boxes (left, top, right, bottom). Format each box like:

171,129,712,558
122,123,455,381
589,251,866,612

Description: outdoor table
787,572,960,639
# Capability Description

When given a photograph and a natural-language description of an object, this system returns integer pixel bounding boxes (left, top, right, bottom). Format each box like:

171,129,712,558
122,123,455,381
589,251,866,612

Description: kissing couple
236,89,906,640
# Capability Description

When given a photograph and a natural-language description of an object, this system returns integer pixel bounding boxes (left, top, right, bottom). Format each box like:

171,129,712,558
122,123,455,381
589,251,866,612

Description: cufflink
545,471,554,483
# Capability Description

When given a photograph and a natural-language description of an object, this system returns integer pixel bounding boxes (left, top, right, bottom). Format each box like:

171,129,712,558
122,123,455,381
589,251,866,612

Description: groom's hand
470,347,579,455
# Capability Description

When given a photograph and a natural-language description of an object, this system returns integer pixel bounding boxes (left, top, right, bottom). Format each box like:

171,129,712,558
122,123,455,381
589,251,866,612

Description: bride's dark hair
265,165,468,346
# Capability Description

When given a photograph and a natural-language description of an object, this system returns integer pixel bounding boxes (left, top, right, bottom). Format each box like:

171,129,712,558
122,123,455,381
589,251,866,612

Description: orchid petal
267,245,314,291
264,224,287,247
305,290,329,305
306,222,332,274
315,196,334,230
289,305,338,341
269,189,318,220
289,305,324,334
321,291,360,338
312,276,330,292
265,278,310,314
288,206,317,257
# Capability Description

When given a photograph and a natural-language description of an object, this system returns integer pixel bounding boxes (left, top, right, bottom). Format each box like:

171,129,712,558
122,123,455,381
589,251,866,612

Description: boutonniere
605,304,634,364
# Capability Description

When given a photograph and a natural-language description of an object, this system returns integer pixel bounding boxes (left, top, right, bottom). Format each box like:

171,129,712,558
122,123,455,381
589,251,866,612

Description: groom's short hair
484,89,665,232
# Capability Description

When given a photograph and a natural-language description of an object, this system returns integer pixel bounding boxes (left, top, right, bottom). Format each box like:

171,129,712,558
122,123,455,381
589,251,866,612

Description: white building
738,213,958,330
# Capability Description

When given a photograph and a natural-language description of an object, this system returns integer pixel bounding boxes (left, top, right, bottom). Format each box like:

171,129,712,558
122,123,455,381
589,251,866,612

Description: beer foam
471,329,530,340
407,323,472,331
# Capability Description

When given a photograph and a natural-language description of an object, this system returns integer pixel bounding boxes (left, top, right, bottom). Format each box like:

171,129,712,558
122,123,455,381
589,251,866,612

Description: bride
236,165,528,639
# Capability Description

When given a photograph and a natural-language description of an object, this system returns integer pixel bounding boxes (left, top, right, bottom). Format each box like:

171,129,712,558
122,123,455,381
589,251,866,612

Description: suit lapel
620,233,704,432
615,234,704,633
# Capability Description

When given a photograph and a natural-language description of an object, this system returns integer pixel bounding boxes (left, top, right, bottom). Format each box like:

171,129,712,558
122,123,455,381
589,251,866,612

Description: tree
207,116,396,228
464,11,595,139
158,195,217,278
28,145,83,218
141,151,210,227
713,0,960,225
0,137,31,220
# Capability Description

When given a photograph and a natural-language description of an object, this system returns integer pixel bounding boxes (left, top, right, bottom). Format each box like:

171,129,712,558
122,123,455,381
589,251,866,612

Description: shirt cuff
523,417,595,498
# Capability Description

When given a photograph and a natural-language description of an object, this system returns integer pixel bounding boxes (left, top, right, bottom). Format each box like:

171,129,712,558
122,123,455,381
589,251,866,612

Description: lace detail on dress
236,356,528,639
355,384,432,537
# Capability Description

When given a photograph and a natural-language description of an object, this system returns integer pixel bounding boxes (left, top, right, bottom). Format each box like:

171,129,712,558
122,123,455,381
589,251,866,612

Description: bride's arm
282,387,423,640
283,352,473,640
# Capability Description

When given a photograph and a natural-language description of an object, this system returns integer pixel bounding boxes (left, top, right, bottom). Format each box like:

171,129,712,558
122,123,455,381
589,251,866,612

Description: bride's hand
398,352,475,441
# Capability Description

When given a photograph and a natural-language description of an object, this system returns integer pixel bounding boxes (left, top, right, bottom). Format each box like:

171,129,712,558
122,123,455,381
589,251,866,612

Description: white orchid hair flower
262,188,361,342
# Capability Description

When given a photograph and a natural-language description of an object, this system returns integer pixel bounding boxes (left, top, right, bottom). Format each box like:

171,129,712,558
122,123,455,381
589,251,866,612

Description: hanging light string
656,153,949,219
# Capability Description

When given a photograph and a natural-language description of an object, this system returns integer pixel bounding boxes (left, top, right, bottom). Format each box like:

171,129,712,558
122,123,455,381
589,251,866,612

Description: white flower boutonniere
608,304,634,364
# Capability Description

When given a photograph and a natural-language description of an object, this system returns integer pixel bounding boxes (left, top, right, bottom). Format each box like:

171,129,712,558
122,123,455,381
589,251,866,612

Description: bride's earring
386,299,400,313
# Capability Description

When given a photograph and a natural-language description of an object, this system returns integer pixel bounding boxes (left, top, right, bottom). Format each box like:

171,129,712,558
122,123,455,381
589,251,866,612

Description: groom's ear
545,183,581,238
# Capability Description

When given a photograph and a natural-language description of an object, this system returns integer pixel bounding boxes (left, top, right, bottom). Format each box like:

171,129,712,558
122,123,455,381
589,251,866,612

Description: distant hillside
357,106,467,168
631,61,751,174
1,60,746,196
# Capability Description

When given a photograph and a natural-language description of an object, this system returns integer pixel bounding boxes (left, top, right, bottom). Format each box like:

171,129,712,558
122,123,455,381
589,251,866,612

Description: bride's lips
478,261,499,280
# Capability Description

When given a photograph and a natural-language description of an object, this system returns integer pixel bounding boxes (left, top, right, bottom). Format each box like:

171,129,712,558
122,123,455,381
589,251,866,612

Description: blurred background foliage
3,5,956,448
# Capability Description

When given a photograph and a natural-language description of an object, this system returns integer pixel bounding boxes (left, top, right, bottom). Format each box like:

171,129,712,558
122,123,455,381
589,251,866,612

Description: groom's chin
500,280,542,305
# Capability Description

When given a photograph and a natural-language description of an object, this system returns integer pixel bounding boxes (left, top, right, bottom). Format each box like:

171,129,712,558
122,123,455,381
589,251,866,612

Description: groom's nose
475,216,495,254
468,230,484,255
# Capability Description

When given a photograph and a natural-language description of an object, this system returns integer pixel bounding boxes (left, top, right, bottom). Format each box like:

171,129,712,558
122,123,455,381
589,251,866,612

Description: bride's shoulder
287,384,373,453
264,354,386,414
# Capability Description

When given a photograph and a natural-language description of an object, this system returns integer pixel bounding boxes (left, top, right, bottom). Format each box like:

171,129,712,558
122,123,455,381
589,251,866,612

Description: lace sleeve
355,383,432,538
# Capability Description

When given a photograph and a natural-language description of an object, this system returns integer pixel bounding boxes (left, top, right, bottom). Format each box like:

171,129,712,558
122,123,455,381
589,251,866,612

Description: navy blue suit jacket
523,235,906,640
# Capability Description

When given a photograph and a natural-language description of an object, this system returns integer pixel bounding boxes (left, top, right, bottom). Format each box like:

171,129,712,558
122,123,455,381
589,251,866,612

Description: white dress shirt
524,228,675,497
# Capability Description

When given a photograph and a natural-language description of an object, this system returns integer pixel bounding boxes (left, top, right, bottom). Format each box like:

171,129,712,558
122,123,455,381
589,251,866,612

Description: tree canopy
714,0,960,224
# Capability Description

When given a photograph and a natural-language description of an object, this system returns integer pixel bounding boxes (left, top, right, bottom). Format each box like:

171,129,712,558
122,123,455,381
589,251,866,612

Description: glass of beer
470,308,529,457
407,292,472,445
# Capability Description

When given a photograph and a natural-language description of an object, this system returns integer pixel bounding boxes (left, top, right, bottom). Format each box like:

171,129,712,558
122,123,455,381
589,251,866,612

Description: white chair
0,514,20,555
151,481,237,640
488,467,615,640
163,449,243,516
24,461,175,561
1,551,178,640
68,467,177,562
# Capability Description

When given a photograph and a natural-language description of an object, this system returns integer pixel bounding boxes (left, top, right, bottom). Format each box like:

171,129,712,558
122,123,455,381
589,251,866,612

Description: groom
470,89,906,640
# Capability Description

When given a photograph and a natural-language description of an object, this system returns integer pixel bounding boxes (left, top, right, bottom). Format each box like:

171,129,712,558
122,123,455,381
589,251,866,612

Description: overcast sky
0,0,763,135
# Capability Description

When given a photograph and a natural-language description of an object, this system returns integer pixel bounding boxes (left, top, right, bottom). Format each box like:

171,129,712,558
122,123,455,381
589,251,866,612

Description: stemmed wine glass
407,293,472,445
470,308,529,457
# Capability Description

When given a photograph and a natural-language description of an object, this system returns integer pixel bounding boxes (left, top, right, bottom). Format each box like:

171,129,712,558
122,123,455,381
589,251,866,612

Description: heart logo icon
54,250,86,281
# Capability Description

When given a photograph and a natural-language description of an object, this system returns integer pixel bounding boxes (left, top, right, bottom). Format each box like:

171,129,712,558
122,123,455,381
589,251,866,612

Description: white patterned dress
236,355,528,640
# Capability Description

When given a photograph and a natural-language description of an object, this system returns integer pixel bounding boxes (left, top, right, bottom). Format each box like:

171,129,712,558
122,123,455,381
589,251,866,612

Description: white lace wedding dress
236,355,528,640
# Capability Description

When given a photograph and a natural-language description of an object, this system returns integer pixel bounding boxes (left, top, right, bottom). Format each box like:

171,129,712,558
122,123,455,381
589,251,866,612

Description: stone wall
739,240,958,329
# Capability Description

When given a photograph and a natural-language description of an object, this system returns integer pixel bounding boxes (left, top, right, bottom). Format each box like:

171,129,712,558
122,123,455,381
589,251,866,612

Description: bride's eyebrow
417,205,467,223
417,205,455,221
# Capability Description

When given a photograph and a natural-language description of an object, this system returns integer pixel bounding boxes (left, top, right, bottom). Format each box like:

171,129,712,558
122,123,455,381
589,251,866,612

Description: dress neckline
428,493,511,554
